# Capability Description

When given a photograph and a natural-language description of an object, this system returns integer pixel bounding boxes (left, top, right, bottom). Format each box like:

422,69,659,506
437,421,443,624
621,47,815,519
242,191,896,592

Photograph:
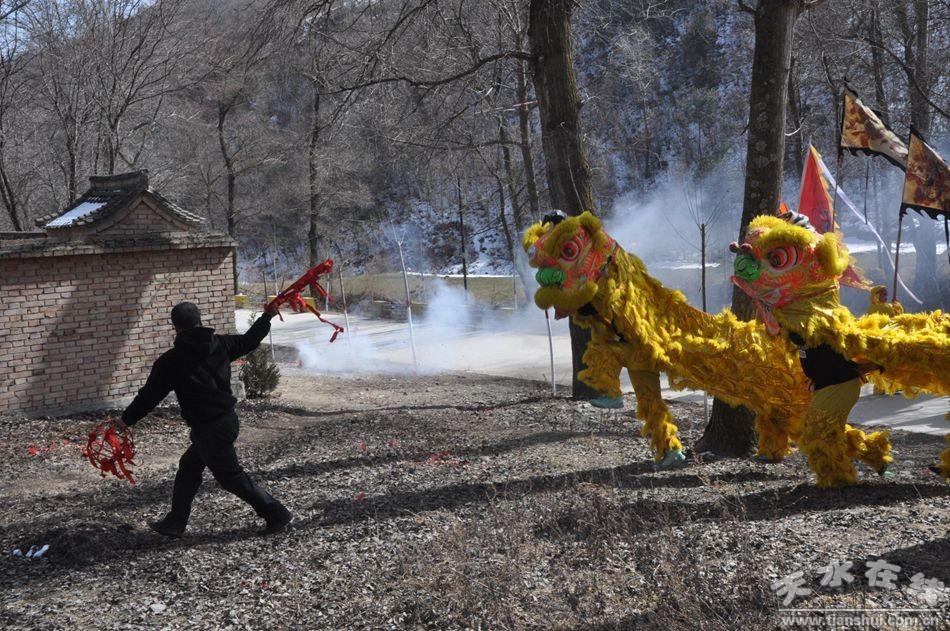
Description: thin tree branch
736,0,756,16
839,35,950,121
326,50,532,95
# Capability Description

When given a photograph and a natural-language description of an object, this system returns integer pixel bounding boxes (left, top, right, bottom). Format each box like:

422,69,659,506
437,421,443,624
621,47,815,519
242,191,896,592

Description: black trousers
166,416,282,527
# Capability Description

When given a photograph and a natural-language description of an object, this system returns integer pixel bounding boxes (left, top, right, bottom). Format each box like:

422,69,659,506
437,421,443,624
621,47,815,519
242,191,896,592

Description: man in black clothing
117,302,292,537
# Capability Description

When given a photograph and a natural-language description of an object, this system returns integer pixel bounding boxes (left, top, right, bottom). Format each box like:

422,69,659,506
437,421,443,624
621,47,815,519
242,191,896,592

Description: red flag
798,146,835,234
798,146,869,290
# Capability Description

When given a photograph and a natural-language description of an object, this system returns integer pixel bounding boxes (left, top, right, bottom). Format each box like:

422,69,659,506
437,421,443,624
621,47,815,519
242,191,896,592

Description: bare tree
0,1,30,229
86,0,195,174
893,0,940,307
697,0,825,457
26,0,100,202
196,5,284,292
528,0,599,398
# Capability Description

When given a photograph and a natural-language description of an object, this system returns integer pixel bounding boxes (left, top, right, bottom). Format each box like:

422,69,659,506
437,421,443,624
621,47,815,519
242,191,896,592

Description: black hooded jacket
121,313,273,426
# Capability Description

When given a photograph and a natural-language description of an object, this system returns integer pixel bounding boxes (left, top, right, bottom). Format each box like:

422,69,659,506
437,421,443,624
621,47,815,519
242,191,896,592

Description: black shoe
261,506,293,535
148,518,185,538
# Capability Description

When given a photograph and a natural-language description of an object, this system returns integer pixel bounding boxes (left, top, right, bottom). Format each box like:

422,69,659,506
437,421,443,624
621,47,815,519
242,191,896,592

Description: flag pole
545,309,556,396
831,82,857,230
892,209,905,302
338,264,351,346
832,152,842,228
862,161,870,224
397,240,418,371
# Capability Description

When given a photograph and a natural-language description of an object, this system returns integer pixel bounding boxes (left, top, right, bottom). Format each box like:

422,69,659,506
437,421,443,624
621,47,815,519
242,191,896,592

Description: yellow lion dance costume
732,213,950,486
523,211,822,468
524,211,949,485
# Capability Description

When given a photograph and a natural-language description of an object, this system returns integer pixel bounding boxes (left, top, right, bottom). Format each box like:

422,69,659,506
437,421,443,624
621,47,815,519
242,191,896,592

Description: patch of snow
845,240,948,255
45,200,108,228
656,262,723,270
426,272,519,279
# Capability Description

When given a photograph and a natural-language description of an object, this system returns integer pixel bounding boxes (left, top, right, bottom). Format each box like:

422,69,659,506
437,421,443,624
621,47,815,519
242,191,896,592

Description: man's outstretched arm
121,358,173,427
220,310,275,361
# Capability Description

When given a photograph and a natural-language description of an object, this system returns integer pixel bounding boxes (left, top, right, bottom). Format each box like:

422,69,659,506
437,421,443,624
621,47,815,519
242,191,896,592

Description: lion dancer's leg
579,332,626,409
628,369,684,468
754,411,795,463
800,379,867,488
936,435,950,481
929,409,950,480
842,423,893,475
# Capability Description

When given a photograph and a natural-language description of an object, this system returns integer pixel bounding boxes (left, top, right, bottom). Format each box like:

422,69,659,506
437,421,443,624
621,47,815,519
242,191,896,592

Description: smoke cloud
294,278,570,379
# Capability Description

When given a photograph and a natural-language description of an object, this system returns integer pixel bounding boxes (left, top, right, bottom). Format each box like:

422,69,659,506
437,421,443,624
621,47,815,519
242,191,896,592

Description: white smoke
293,276,569,378
602,166,745,311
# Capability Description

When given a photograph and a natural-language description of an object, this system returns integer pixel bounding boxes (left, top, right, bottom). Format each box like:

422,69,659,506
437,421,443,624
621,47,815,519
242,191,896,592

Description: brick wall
0,243,234,416
104,200,192,237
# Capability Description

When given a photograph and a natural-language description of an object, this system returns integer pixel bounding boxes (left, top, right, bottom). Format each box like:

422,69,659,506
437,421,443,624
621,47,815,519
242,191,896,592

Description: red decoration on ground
82,421,137,485
265,259,344,342
423,451,469,467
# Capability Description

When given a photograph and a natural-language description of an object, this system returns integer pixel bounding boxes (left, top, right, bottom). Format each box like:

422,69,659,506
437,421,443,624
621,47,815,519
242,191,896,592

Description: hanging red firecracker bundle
265,259,344,342
82,421,137,485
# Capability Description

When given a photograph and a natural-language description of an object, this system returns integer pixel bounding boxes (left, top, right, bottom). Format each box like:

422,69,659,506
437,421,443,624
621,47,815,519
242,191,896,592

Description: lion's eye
766,246,799,270
561,239,580,261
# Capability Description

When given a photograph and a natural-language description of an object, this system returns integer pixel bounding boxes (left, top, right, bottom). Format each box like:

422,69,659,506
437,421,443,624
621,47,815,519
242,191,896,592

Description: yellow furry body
774,290,950,398
575,243,811,460
525,212,948,482
772,288,949,482
739,215,950,482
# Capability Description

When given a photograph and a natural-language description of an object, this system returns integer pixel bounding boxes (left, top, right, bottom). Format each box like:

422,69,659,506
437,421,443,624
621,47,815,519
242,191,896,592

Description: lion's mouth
533,282,599,318
731,276,781,336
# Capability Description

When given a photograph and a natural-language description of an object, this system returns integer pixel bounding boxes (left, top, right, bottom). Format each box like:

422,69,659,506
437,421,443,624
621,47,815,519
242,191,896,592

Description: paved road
237,308,948,436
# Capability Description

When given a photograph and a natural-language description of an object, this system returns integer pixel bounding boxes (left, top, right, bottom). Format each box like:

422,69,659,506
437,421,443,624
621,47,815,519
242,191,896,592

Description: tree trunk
640,94,655,181
498,121,522,226
528,0,598,400
515,58,540,228
218,106,239,295
495,171,515,261
786,56,804,176
66,141,78,202
106,120,119,175
308,87,321,275
901,0,938,307
499,120,534,290
0,135,21,230
696,0,803,457
868,7,890,125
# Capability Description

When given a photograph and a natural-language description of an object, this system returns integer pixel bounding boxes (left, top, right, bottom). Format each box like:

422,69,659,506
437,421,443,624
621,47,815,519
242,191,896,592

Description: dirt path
1,372,948,629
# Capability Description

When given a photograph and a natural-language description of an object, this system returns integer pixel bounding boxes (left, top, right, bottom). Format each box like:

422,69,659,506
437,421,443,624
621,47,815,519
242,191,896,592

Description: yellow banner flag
840,87,908,169
902,129,949,221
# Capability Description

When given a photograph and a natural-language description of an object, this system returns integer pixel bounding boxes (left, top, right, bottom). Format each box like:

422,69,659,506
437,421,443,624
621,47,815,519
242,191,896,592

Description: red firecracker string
265,259,344,343
82,421,137,485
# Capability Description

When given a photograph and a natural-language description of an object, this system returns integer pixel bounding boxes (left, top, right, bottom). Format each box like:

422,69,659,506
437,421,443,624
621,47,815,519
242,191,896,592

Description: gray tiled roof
35,171,204,230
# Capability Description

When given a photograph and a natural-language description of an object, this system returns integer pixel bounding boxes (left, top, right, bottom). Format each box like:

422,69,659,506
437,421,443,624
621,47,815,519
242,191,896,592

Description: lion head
730,214,850,335
522,211,617,318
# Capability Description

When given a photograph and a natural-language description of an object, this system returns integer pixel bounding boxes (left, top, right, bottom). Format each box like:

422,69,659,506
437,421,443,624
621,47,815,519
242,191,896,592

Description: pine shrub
240,313,280,398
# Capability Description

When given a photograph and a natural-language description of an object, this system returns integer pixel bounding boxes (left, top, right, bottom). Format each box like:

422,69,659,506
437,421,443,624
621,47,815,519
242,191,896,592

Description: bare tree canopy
0,0,944,311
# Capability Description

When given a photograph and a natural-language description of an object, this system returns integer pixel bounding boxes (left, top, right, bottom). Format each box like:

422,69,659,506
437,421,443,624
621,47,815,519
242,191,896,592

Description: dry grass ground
1,371,948,629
